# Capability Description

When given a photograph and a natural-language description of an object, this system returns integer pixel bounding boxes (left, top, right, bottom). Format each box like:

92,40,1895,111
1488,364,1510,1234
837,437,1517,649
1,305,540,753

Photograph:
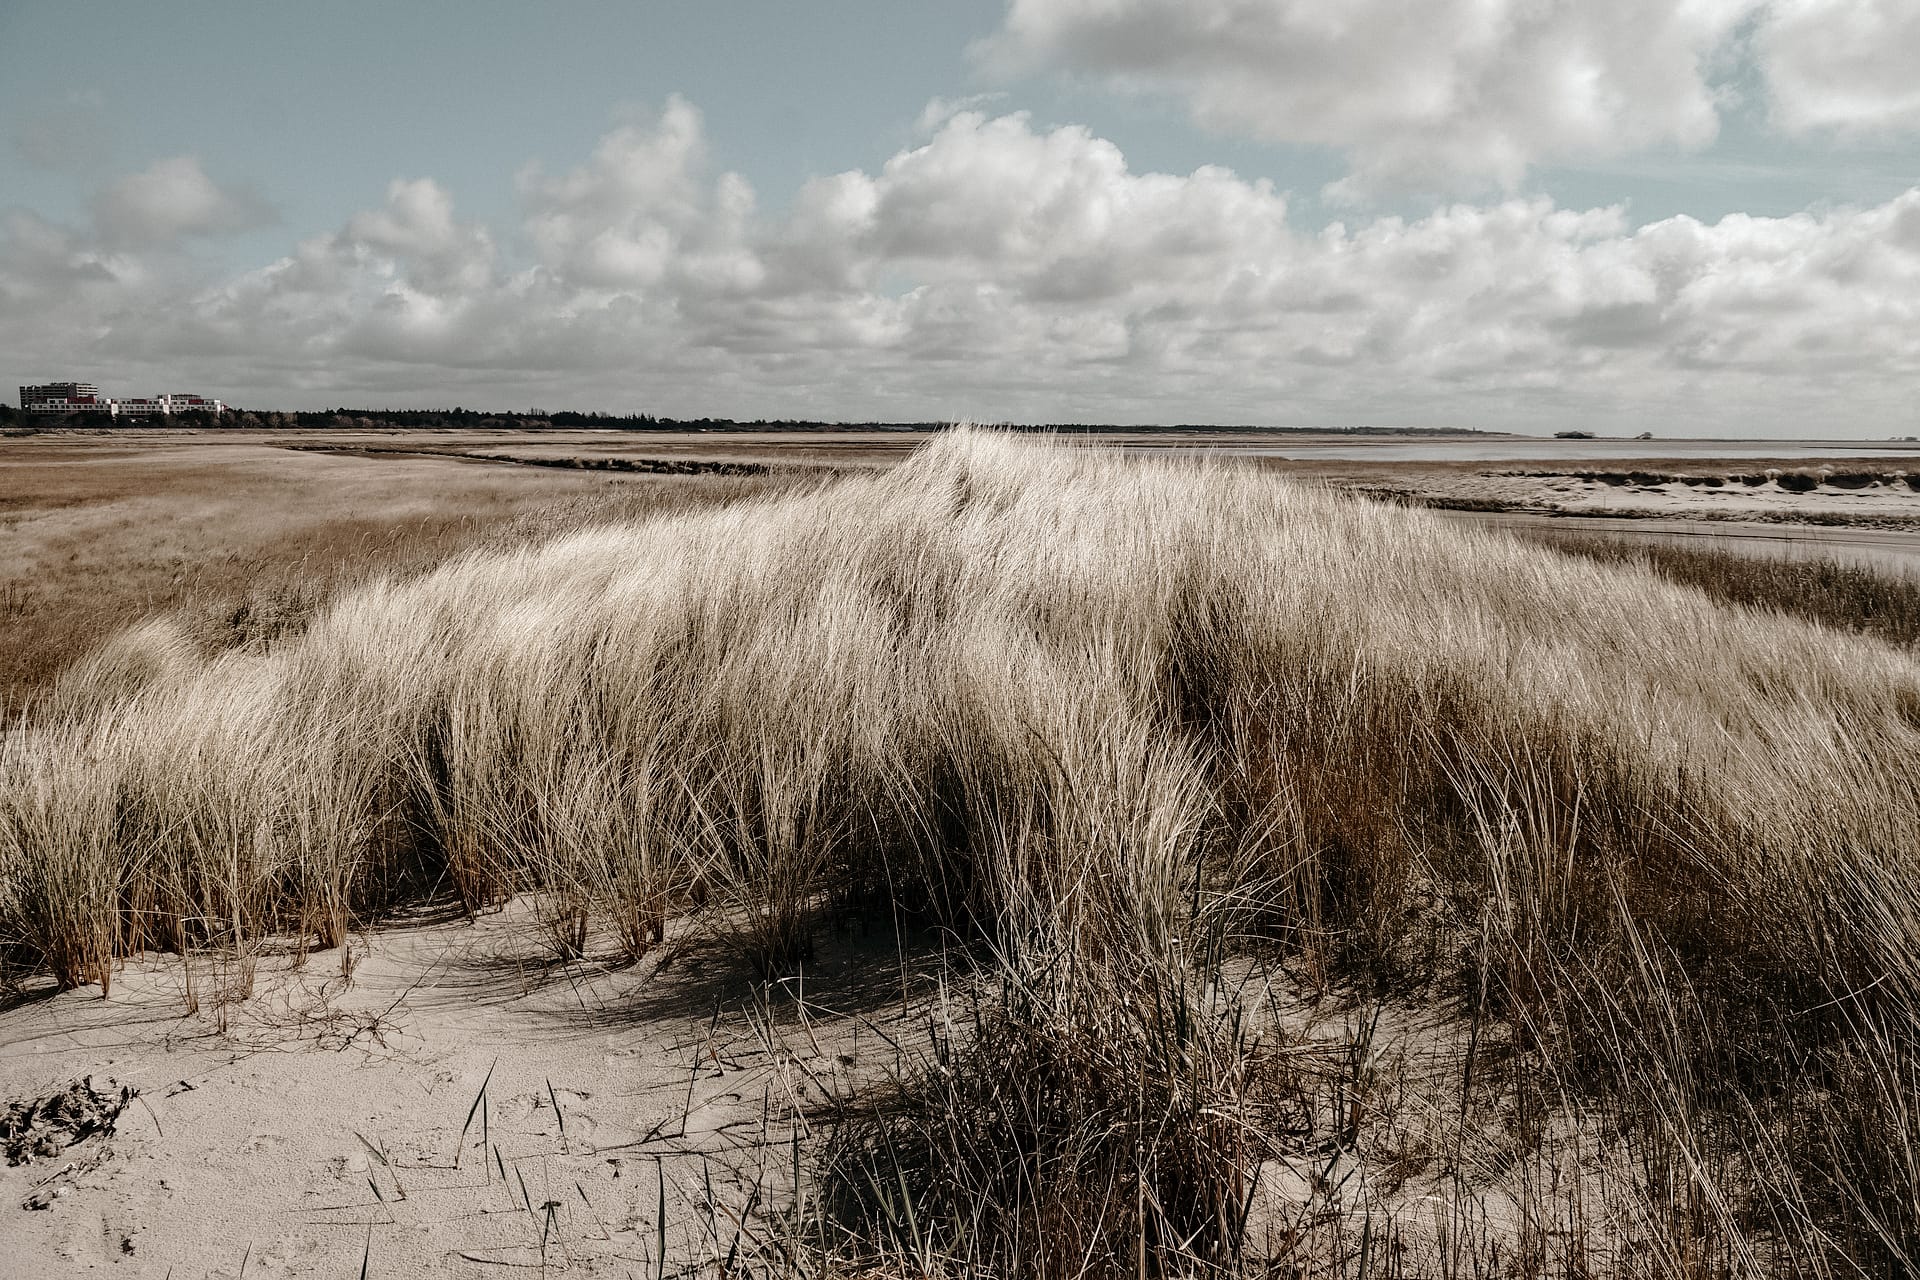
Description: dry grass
0,434,794,714
5,430,1920,1276
1526,530,1920,649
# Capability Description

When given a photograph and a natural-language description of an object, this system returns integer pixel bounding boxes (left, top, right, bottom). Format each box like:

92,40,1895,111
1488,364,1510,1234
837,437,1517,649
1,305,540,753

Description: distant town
17,381,227,418
4,383,1505,436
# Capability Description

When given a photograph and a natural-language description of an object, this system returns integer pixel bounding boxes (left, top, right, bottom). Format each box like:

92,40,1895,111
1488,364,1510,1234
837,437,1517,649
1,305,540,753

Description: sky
2,1,1917,435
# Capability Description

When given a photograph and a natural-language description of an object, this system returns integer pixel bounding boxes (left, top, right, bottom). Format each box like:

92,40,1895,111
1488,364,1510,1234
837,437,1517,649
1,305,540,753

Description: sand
0,902,920,1277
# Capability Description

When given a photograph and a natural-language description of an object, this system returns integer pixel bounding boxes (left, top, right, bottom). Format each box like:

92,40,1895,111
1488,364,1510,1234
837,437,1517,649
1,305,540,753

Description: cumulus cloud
92,155,274,247
7,104,1919,432
184,175,505,368
346,178,497,295
978,1,1920,193
980,0,1761,195
1757,0,1920,134
914,93,1011,136
517,96,764,295
856,112,1291,293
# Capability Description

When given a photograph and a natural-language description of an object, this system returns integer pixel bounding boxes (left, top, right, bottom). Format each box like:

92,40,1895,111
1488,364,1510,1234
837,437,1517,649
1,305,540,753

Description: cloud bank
982,0,1920,195
984,0,1752,196
4,102,1917,432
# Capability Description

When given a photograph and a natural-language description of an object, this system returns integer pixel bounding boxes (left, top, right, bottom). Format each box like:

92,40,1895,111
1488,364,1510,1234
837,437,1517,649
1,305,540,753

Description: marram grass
5,429,1920,1276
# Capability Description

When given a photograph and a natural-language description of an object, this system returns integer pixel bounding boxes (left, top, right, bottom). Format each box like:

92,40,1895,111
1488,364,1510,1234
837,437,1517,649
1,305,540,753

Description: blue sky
3,1,1917,433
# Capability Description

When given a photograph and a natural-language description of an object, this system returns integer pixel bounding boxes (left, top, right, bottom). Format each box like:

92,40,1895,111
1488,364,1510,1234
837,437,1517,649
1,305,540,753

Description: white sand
0,902,913,1277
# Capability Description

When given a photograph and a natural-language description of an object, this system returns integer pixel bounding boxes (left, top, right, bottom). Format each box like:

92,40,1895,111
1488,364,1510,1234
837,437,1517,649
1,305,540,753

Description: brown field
0,431,807,714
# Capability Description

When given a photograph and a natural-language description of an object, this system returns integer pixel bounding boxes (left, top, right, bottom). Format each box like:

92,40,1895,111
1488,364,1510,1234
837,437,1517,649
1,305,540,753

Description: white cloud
860,112,1292,293
516,95,765,295
188,177,504,367
7,105,1920,433
979,0,1762,195
914,93,1011,136
979,1,1920,193
346,178,496,294
1757,0,1920,134
92,155,274,246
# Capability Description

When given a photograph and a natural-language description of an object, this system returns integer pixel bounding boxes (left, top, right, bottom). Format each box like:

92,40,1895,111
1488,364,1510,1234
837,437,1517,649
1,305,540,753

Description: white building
156,393,226,413
18,382,115,415
18,381,227,417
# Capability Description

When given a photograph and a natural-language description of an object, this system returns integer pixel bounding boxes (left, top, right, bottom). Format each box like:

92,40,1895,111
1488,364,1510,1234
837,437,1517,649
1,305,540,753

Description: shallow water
1176,438,1920,464
1437,509,1920,575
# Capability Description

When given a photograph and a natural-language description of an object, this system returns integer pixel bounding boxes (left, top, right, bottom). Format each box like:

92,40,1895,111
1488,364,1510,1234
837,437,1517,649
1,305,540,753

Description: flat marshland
4,429,1920,1277
0,433,798,712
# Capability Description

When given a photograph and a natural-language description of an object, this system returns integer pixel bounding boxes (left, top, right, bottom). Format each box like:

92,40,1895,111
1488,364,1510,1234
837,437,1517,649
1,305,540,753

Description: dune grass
1530,529,1920,650
5,429,1920,1275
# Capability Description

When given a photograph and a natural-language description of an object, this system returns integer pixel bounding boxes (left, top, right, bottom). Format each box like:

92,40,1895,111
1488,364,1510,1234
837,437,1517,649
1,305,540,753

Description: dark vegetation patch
1498,466,1919,492
280,441,776,476
1531,533,1920,648
819,972,1278,1277
1391,492,1920,528
3,1077,133,1166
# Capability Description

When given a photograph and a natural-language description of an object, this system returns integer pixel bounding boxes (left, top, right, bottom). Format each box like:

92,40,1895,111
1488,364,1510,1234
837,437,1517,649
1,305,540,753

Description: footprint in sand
245,1130,289,1154
516,1086,598,1144
250,1233,328,1277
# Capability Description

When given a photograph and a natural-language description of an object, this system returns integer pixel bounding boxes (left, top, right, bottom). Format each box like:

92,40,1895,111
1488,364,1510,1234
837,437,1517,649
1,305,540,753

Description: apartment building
18,382,227,417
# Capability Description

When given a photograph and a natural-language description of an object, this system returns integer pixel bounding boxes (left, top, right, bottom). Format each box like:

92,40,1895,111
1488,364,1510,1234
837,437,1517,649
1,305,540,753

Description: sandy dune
0,903,919,1277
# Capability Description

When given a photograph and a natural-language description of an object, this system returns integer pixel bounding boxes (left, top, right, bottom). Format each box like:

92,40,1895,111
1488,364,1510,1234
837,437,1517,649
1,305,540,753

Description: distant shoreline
3,410,1510,437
